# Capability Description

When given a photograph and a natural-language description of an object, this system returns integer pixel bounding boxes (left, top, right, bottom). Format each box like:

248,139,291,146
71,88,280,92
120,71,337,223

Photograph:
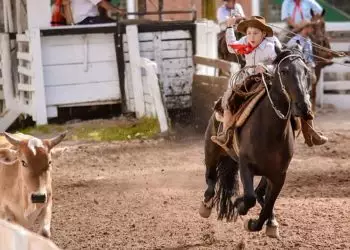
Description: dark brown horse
199,46,313,238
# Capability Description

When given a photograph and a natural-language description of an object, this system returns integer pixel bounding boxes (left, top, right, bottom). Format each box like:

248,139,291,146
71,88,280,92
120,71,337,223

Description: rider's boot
301,119,328,147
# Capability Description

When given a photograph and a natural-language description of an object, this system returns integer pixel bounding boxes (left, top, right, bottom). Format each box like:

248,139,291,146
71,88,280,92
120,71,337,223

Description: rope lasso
268,23,347,57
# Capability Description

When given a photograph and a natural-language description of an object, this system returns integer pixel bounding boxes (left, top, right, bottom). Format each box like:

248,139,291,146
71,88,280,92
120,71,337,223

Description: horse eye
48,161,52,165
280,69,288,76
21,160,27,168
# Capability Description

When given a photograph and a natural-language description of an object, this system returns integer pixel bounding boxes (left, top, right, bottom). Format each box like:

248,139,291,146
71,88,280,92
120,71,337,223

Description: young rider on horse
211,16,280,149
211,16,327,150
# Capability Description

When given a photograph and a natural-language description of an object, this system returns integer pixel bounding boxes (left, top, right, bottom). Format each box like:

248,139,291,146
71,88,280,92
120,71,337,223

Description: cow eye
21,160,27,168
48,161,52,165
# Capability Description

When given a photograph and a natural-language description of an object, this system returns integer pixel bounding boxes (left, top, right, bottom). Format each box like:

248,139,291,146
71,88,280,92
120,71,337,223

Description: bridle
261,53,309,120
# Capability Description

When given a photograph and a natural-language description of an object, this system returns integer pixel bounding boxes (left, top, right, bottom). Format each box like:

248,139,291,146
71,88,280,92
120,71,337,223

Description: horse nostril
31,193,47,203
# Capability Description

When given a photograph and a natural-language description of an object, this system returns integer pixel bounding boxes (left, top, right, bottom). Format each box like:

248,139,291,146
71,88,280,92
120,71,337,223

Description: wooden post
126,25,145,118
264,0,269,22
30,28,48,125
138,0,147,19
158,0,163,21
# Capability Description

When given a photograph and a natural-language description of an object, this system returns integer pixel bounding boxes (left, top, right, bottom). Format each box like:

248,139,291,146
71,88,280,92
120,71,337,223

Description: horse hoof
266,225,280,238
199,201,212,218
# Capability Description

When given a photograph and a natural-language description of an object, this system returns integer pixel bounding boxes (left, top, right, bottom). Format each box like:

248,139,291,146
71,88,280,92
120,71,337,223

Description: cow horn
47,131,68,149
4,132,21,146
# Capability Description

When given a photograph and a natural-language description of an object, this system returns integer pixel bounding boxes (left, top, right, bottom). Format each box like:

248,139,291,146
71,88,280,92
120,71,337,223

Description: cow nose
31,193,47,203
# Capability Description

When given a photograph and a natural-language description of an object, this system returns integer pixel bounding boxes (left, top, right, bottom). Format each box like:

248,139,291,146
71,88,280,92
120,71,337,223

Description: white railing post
30,28,48,125
126,25,145,118
195,20,220,76
0,33,15,109
141,58,169,133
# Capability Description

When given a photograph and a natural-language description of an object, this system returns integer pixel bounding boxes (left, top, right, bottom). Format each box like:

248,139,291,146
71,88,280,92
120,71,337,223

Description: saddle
213,75,268,159
213,74,302,159
215,74,268,128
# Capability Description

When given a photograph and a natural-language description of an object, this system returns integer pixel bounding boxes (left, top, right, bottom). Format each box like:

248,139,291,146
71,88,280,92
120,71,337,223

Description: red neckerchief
51,0,64,26
228,42,257,55
292,0,304,23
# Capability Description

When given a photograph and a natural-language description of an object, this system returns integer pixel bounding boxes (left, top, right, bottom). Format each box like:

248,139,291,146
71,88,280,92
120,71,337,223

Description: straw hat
237,16,273,37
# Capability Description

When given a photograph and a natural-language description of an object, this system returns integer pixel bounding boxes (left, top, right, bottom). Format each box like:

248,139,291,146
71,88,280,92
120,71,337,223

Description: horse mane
273,48,304,65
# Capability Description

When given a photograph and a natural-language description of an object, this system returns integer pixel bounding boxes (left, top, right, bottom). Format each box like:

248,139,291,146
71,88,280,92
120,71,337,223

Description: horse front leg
254,177,280,238
245,174,286,238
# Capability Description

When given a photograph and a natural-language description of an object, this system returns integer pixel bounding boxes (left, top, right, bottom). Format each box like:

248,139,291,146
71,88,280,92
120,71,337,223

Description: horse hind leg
199,118,223,218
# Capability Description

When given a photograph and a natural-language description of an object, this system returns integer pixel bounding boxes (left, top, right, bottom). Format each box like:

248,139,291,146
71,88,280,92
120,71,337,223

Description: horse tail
214,156,239,221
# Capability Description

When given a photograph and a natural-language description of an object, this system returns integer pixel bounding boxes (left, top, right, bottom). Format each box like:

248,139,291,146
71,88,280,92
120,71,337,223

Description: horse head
309,9,335,66
273,45,313,120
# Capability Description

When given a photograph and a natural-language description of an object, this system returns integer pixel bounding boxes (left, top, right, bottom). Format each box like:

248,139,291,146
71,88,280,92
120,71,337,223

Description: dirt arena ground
49,108,350,250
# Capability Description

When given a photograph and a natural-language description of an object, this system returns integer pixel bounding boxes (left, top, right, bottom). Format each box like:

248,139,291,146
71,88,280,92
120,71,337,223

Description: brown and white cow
0,131,67,238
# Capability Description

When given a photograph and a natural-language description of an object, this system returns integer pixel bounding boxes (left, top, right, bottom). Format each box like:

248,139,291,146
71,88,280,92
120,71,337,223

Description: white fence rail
317,56,350,109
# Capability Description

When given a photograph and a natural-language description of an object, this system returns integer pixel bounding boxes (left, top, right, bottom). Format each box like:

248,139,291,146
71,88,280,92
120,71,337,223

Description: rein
262,54,308,120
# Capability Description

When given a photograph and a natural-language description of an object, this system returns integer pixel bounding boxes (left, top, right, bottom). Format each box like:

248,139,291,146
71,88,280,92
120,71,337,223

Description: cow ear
310,8,314,17
4,132,21,147
44,131,67,150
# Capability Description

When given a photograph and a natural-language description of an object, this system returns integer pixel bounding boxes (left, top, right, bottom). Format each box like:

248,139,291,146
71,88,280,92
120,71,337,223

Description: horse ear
310,8,314,17
321,8,326,17
294,41,303,52
274,42,282,55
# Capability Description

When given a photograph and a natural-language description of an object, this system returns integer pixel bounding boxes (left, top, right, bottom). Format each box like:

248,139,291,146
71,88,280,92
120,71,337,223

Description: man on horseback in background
217,0,245,31
281,0,323,31
287,20,328,146
211,15,327,153
216,0,246,67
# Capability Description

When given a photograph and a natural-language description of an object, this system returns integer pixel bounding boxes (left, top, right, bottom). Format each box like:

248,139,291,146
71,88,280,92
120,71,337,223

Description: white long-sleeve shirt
226,27,281,73
71,0,102,24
